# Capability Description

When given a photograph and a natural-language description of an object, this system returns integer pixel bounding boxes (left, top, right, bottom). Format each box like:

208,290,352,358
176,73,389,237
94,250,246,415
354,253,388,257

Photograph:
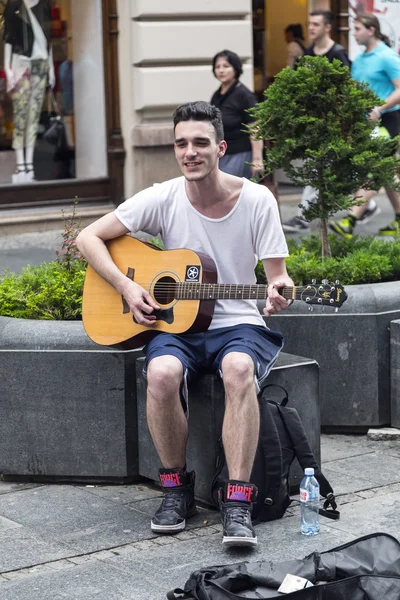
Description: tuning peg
330,299,334,304
335,280,340,285
322,279,328,285
311,279,316,284
308,306,313,312
318,298,322,303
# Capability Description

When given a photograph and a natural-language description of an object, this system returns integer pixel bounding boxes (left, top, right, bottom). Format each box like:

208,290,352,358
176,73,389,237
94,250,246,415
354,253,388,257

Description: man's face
308,15,329,42
174,120,226,182
353,22,372,46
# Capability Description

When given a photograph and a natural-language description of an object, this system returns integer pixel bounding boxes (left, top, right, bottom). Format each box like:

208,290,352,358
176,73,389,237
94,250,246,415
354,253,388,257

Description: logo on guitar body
185,266,200,282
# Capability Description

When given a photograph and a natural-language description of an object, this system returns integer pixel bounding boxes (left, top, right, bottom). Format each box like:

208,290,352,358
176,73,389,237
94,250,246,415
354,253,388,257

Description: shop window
0,0,107,186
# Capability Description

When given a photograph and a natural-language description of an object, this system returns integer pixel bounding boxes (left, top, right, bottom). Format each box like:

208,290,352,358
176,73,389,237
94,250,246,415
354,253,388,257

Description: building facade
0,0,350,209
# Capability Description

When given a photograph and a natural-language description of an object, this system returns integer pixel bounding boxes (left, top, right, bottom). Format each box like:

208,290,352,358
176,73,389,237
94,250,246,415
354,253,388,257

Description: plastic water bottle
300,467,320,536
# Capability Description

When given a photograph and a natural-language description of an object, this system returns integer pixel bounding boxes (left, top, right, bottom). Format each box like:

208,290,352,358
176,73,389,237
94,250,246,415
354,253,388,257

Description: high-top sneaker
151,468,196,534
219,481,258,547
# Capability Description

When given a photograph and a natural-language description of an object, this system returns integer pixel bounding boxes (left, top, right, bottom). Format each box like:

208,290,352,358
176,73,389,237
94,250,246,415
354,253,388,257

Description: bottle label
300,489,309,502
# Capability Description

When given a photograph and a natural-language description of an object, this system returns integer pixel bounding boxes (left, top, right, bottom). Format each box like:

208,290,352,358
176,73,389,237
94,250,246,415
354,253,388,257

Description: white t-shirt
115,176,289,329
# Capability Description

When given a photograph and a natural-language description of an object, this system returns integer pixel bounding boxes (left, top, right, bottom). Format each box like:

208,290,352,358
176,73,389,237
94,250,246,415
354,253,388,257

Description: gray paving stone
0,482,43,496
0,529,72,573
0,485,153,554
0,561,143,600
323,452,400,488
321,434,391,463
81,483,162,505
328,492,400,538
318,466,371,495
107,518,355,599
0,515,23,531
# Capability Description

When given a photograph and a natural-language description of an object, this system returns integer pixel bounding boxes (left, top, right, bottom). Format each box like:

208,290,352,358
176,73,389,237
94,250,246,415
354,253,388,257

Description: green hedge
257,234,400,285
1,235,400,320
0,260,86,320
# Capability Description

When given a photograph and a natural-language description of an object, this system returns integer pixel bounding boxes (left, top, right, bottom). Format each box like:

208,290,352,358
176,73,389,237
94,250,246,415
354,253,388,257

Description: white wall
70,0,107,179
118,0,254,196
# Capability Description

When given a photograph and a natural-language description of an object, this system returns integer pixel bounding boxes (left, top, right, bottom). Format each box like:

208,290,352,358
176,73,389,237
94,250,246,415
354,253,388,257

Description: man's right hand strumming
119,279,160,327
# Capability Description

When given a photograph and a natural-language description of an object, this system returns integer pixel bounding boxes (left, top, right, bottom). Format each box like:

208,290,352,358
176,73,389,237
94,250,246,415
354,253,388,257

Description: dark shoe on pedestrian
282,216,310,233
358,203,381,224
151,468,197,534
219,481,258,548
329,217,354,239
379,220,400,236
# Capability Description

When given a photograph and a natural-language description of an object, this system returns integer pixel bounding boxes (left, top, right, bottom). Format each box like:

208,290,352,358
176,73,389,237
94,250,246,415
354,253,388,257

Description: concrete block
136,353,320,504
0,317,142,481
391,320,400,429
267,281,400,430
367,427,400,441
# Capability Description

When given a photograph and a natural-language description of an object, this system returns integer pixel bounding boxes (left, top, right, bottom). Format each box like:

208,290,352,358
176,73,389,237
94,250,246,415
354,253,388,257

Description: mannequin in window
3,0,55,183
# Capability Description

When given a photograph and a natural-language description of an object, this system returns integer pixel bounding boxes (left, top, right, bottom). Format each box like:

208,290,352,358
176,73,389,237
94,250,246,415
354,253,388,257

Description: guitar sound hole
153,277,176,305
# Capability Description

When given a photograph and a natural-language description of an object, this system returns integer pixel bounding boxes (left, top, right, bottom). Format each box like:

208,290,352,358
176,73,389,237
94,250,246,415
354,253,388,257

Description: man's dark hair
212,49,243,80
173,101,224,143
310,9,334,26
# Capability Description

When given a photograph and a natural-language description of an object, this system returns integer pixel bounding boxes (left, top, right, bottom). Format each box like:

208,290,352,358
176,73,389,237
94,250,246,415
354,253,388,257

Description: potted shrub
250,57,400,430
250,56,399,258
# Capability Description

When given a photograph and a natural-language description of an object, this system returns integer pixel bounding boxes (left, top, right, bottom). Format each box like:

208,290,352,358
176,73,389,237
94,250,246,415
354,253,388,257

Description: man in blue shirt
330,13,400,238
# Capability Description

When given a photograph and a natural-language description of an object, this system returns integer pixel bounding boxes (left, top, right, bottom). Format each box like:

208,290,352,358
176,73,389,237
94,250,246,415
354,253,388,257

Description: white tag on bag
278,573,314,593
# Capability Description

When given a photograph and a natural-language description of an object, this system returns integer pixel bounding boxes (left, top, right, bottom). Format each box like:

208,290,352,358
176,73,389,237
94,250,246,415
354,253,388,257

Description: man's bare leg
146,355,187,468
221,352,259,481
349,189,375,219
219,351,259,547
146,355,195,534
385,187,400,213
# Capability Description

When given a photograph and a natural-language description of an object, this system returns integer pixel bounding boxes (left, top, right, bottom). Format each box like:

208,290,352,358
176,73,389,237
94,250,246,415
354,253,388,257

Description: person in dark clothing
210,50,263,179
304,10,350,67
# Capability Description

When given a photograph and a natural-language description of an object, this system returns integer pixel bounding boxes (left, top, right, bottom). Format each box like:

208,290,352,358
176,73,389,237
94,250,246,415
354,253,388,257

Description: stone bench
136,353,320,504
0,317,143,482
390,320,400,429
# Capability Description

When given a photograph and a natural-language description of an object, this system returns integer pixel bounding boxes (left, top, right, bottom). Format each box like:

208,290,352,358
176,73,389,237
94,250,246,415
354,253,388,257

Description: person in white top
285,24,305,68
76,101,293,548
3,0,55,182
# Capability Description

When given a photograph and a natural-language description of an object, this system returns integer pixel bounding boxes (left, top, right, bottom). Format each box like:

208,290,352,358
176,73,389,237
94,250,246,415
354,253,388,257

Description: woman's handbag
43,91,67,149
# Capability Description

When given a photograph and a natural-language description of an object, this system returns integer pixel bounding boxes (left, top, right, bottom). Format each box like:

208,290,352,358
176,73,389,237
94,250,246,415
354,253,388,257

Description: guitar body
82,236,217,348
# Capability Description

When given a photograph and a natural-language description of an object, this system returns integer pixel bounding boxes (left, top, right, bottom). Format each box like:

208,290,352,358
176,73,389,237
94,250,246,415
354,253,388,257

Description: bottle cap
305,468,314,476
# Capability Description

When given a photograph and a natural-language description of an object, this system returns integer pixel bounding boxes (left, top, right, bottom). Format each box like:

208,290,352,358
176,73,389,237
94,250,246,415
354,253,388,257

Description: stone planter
262,281,400,431
0,316,142,481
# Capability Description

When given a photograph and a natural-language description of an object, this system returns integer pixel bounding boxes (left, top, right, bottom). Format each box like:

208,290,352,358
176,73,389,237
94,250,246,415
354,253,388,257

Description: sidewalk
0,434,399,599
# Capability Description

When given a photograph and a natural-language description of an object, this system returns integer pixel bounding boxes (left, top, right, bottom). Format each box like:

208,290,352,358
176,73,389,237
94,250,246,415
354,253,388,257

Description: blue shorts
144,324,284,408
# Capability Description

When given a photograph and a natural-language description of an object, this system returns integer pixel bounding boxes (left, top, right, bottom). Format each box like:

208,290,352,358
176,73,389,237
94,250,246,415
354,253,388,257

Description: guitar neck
175,284,306,301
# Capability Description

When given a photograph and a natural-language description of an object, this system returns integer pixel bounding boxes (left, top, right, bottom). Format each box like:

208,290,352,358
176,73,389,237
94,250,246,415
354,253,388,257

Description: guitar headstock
300,280,348,308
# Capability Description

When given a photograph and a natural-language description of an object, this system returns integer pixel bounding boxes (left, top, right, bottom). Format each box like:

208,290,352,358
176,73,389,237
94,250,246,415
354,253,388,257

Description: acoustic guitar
82,236,347,349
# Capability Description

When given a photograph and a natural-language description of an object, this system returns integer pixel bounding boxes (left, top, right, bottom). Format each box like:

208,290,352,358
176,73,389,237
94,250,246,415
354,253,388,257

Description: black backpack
211,384,339,523
167,533,400,600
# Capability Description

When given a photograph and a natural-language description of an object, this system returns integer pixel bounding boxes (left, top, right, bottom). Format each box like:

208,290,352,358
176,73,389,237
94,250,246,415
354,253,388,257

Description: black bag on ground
211,384,339,523
166,533,400,600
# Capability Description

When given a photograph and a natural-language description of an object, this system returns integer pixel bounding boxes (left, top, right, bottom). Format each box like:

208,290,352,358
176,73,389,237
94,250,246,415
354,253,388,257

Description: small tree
249,57,400,258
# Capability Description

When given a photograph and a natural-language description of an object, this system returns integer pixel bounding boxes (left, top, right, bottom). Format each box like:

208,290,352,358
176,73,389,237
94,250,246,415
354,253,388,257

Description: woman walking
330,13,400,238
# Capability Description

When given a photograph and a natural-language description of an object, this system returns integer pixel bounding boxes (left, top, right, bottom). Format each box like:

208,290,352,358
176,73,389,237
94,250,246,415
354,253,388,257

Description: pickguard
131,307,174,325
